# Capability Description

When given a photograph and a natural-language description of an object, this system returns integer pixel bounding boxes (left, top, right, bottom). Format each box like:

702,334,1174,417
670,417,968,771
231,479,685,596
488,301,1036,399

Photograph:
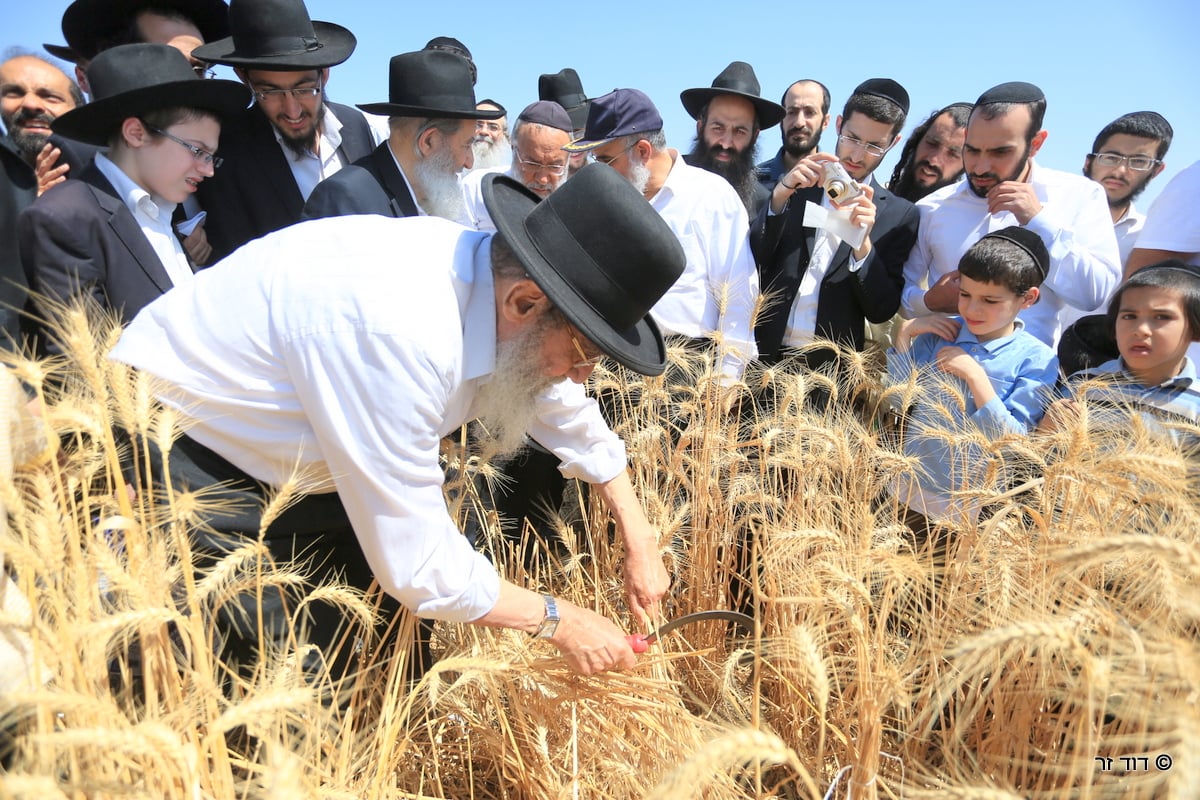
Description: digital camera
822,161,864,206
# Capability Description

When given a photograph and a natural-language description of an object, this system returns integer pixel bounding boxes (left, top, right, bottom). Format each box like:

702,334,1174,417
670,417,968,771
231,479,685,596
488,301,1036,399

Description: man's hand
987,181,1042,225
894,315,960,353
35,142,69,196
1037,398,1080,433
771,152,837,214
181,223,213,266
847,184,877,260
549,599,638,675
923,269,962,314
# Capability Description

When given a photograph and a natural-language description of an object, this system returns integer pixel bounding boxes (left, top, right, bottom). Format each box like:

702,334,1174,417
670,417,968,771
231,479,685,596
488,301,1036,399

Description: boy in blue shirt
888,226,1059,532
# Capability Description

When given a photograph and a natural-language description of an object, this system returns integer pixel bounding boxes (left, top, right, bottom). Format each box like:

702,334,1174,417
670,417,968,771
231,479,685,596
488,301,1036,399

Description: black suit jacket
195,100,375,262
751,177,919,364
1,134,99,347
18,161,182,352
301,141,419,220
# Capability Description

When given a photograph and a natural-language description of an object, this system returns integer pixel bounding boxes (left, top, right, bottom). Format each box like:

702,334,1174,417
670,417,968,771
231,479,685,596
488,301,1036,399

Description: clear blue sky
6,0,1198,209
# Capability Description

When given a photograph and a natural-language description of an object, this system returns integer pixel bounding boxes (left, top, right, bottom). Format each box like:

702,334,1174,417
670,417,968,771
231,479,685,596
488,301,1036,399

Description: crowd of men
2,0,1196,680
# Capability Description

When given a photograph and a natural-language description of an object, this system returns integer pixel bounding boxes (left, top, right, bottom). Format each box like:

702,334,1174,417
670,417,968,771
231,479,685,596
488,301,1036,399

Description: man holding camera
751,78,919,370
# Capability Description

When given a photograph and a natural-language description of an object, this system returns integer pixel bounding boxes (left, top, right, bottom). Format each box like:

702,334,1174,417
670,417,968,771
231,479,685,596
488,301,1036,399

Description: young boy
18,44,246,353
1043,260,1200,446
888,226,1059,526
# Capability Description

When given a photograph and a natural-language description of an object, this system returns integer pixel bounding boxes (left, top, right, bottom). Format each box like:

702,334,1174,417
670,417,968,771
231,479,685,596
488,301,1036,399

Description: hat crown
584,88,663,142
709,60,761,96
538,68,586,108
87,42,199,101
228,0,320,56
385,50,475,114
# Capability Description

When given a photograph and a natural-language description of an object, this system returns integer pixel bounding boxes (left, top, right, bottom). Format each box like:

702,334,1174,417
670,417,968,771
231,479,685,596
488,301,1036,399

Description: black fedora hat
481,163,685,376
52,43,250,145
680,61,785,129
191,0,354,70
357,50,501,120
538,68,590,130
55,0,230,62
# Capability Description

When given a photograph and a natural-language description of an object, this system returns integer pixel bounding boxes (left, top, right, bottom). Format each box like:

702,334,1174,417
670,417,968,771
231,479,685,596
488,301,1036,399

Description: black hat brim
680,88,785,129
355,102,503,120
481,174,668,376
43,43,81,63
51,79,250,145
191,21,355,70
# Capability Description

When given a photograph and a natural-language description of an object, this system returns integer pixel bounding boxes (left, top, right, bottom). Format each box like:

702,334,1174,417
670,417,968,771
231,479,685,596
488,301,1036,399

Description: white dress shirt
647,150,759,380
272,104,349,201
110,215,626,623
459,165,509,231
900,161,1121,345
1134,159,1200,266
93,153,193,287
1112,202,1146,270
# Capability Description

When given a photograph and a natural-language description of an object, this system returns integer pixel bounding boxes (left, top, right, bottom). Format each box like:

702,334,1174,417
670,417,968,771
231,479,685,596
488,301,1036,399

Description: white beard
472,314,559,461
628,151,652,195
472,136,512,170
414,147,468,221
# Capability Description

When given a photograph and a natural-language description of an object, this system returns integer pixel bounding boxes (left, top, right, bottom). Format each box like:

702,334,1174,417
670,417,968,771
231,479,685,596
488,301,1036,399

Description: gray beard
414,147,467,221
472,315,558,461
628,153,652,195
472,136,512,170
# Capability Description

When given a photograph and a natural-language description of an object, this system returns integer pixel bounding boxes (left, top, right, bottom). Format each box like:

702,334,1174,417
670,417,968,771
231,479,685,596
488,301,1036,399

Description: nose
198,158,216,178
19,92,44,115
280,92,303,118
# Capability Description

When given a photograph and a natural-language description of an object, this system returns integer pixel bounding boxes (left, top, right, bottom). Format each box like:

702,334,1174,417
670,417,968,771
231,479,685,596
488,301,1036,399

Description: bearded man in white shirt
900,82,1121,346
564,88,759,385
110,164,685,680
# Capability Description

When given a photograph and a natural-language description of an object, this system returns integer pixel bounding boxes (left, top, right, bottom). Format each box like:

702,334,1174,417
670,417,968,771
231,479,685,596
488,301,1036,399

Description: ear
1152,161,1166,179
498,277,549,324
417,124,440,158
889,132,901,150
1082,154,1093,177
695,117,704,138
120,117,149,148
1029,129,1048,159
1022,286,1040,308
835,115,843,134
74,64,90,95
318,67,330,87
820,112,831,130
234,67,250,86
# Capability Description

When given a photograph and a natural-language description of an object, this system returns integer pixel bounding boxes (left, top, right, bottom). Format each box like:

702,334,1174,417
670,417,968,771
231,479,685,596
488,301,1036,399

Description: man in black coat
190,0,375,263
302,49,496,222
752,78,920,374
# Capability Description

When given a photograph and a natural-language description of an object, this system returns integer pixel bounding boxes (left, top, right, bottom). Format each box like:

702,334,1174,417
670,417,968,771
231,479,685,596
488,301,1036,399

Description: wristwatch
532,594,560,639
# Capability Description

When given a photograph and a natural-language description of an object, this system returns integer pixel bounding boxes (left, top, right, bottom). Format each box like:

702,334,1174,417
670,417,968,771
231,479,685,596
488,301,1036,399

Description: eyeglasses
1089,152,1161,172
569,328,604,370
515,150,569,177
251,85,322,103
837,132,893,157
190,63,216,80
591,143,636,167
141,123,223,168
476,120,504,134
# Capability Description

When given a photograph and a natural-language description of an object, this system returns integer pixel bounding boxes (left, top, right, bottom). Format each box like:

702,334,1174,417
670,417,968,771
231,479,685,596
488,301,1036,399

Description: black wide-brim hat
357,50,501,120
52,43,250,145
191,0,354,70
482,164,685,376
539,68,590,130
680,61,785,129
55,0,231,61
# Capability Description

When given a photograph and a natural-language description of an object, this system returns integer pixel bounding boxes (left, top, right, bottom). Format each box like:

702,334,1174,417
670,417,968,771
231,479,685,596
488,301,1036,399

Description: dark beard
783,127,822,159
279,98,325,157
688,136,760,210
967,141,1030,198
3,110,54,163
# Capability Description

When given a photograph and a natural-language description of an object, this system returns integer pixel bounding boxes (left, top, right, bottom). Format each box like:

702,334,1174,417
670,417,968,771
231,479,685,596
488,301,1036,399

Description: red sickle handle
626,634,650,653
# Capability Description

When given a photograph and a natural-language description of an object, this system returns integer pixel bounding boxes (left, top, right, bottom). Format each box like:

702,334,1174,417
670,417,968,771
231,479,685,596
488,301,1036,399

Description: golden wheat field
1,308,1198,799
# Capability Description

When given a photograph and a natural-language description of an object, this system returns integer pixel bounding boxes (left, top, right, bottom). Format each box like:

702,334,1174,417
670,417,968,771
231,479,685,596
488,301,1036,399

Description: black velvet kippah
976,81,1044,106
852,78,910,115
981,226,1050,280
